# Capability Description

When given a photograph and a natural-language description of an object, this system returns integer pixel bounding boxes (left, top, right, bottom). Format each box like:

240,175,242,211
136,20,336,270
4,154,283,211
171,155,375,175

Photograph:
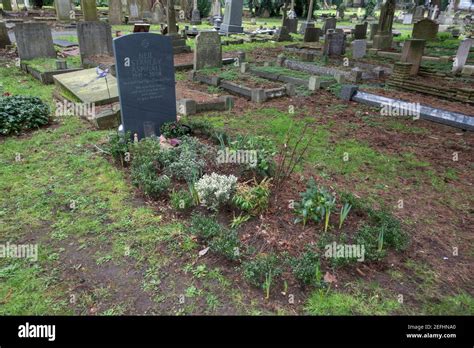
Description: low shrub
164,137,208,182
289,249,323,287
209,229,241,261
232,178,272,215
160,121,191,139
107,131,132,166
242,254,282,288
188,213,223,240
0,95,50,135
170,189,194,211
185,119,214,137
130,138,172,197
131,162,171,198
195,173,237,211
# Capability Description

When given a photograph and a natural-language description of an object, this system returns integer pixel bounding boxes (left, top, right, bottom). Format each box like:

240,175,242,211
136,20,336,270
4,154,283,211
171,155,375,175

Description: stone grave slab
53,68,119,105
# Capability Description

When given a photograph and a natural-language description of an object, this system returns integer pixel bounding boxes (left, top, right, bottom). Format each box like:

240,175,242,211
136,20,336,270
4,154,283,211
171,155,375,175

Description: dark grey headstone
113,33,177,140
14,23,56,60
303,27,322,42
353,22,368,40
322,17,337,33
194,31,222,70
220,0,243,34
77,21,113,63
323,30,346,56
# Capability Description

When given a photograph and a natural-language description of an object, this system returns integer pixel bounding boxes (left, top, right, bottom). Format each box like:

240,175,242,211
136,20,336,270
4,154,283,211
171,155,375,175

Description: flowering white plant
195,173,238,211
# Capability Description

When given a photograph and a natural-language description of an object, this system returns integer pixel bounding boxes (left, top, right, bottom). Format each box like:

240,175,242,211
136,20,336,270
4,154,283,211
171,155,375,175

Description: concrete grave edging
340,85,474,131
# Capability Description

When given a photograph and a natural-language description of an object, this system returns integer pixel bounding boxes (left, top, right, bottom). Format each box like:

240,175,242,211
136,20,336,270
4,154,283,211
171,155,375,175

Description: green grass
23,56,82,72
424,293,474,315
0,66,54,103
305,287,401,315
253,65,311,79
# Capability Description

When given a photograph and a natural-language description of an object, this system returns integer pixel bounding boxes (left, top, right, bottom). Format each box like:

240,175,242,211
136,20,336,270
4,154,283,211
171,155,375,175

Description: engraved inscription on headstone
194,31,222,70
113,33,177,139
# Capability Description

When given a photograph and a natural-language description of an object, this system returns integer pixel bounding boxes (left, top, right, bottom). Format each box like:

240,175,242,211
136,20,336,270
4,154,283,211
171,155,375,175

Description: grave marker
413,5,425,22
400,39,425,75
452,38,473,73
322,17,336,33
412,18,438,40
373,0,395,50
109,0,122,25
323,29,345,56
352,39,367,59
81,0,98,21
14,23,56,60
0,21,11,49
353,22,367,39
194,31,222,70
55,0,74,21
77,22,113,64
113,33,177,139
220,0,244,33
303,27,321,42
402,13,413,24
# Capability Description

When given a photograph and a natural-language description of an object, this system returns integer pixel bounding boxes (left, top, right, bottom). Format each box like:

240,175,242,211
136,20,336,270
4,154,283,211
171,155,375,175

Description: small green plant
185,119,214,137
170,189,194,211
189,213,223,240
242,254,282,297
159,121,190,139
339,203,352,229
294,178,336,228
232,178,272,215
229,135,276,177
107,131,132,166
129,138,172,197
0,95,50,135
209,229,241,261
230,213,251,229
164,137,208,182
195,173,238,211
289,249,323,287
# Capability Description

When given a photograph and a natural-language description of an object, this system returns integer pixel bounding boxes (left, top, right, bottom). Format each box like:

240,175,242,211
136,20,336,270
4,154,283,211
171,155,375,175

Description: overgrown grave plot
385,63,474,106
192,64,294,103
246,63,333,93
102,119,410,307
276,53,387,86
19,56,82,84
